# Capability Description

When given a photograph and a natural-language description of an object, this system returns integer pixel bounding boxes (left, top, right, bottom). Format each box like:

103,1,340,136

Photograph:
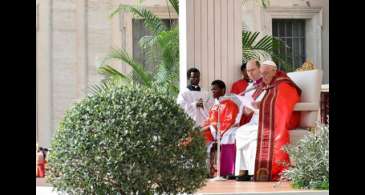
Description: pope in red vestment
253,61,301,181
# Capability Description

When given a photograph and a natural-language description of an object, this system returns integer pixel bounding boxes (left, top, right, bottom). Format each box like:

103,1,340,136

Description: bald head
246,60,261,81
260,62,277,85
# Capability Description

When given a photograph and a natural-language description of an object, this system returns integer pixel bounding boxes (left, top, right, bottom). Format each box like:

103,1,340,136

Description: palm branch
111,4,167,35
153,65,179,96
259,0,270,8
105,3,179,97
98,65,131,84
88,79,116,96
242,31,294,71
102,48,153,87
138,35,160,51
168,0,179,14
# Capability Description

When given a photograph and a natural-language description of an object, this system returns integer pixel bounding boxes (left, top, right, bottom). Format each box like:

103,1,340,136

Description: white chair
287,69,323,145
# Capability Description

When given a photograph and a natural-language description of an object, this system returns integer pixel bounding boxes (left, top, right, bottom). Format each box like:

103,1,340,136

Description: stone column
179,0,242,91
36,0,54,147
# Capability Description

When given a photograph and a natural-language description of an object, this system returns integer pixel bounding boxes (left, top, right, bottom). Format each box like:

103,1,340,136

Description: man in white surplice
177,68,214,127
234,59,264,181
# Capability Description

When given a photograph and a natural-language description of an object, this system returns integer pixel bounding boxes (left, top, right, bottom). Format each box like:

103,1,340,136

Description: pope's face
260,66,276,85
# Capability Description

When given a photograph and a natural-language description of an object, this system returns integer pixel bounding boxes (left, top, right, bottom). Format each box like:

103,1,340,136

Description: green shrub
281,123,329,190
46,84,207,194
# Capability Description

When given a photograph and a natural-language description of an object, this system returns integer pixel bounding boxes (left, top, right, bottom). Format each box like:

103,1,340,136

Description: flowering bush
281,123,329,190
46,84,207,194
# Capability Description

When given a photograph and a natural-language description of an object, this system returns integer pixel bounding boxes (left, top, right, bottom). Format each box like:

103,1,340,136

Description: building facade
36,0,329,147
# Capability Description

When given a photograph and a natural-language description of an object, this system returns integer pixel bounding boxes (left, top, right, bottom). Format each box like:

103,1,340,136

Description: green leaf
103,48,153,87
168,0,179,14
111,4,167,35
99,1,180,98
259,0,270,8
281,123,329,190
242,31,294,71
98,65,131,83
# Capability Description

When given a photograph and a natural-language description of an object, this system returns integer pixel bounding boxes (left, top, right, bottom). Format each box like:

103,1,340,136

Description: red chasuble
230,79,249,95
253,71,301,181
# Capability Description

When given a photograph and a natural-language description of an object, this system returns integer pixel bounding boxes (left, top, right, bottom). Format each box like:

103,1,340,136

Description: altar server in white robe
177,68,214,127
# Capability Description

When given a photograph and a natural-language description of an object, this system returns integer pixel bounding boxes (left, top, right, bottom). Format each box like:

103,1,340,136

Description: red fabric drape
230,80,249,95
37,160,46,177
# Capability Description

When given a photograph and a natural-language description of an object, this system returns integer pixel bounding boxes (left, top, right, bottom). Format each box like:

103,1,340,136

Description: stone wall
37,0,116,147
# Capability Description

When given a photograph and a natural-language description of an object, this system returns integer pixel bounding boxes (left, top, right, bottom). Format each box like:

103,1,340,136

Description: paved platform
36,178,329,195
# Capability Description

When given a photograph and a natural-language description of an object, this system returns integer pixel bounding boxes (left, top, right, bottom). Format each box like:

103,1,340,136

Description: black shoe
235,175,251,181
249,175,254,181
224,175,236,180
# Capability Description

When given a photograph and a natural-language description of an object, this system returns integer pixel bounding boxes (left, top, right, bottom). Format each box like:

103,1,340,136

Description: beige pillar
76,0,89,98
36,0,53,147
179,0,242,91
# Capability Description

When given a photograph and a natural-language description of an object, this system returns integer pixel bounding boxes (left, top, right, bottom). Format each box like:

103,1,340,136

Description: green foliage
168,0,179,14
281,123,329,190
156,27,179,71
46,84,208,194
111,4,167,35
259,0,270,8
98,65,131,84
242,31,294,72
88,79,117,97
98,2,179,98
101,48,153,87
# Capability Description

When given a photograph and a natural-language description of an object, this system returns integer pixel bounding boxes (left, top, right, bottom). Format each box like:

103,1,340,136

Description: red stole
253,71,301,181
230,79,249,95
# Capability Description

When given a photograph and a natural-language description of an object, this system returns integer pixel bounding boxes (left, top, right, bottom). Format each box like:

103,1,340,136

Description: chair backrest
287,69,323,128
